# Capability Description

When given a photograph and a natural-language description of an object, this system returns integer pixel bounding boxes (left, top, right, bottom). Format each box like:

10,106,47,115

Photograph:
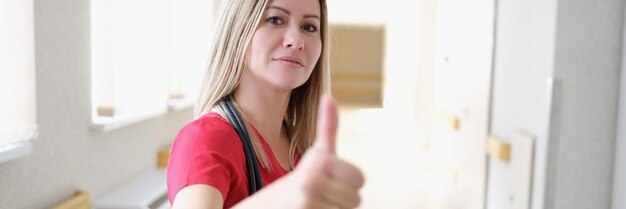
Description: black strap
219,97,263,195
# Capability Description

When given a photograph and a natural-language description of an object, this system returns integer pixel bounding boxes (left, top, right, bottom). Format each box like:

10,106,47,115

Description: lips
274,56,304,68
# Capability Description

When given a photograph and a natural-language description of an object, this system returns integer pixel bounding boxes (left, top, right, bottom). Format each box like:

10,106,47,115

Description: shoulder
167,113,245,205
172,112,240,153
180,112,231,136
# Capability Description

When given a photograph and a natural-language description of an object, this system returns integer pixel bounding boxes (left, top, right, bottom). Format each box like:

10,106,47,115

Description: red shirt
167,112,294,208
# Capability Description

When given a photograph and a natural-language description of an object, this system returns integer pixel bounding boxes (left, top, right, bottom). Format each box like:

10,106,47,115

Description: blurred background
1,0,625,209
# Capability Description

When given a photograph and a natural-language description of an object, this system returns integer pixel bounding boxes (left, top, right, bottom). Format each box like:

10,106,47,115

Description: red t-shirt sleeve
167,114,243,204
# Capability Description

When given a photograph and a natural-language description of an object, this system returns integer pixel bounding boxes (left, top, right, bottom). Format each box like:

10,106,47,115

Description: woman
166,0,365,208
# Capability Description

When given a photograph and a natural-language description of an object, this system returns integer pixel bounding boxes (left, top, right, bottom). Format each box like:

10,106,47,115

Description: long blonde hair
195,0,330,170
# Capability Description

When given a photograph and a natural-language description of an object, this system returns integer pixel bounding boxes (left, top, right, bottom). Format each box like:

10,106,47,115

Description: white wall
489,0,623,208
0,1,193,208
430,0,494,208
328,0,421,124
549,0,623,208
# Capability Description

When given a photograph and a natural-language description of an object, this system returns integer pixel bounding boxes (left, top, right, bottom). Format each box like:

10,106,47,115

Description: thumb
314,95,339,154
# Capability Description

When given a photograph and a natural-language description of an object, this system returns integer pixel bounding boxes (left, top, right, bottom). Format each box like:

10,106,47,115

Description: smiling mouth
274,57,304,67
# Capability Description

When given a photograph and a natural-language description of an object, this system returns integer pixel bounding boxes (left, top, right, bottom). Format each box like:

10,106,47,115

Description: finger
314,94,339,154
322,179,362,209
312,199,336,209
330,158,366,190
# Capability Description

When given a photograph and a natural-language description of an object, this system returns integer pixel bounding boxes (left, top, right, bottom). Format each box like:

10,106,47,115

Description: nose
283,27,304,50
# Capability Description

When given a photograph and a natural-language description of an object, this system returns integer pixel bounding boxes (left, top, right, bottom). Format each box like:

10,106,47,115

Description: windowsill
91,99,194,133
91,109,168,132
0,142,33,164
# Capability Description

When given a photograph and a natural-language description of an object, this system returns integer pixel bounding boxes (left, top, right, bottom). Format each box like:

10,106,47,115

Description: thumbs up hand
313,94,340,154
234,95,365,209
291,95,365,208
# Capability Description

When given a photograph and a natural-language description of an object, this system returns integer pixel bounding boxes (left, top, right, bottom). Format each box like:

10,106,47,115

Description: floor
335,106,434,209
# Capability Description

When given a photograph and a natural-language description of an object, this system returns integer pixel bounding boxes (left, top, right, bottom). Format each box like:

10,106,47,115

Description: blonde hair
195,0,330,170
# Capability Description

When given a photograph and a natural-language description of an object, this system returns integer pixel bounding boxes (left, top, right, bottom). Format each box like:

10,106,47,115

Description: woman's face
244,0,322,91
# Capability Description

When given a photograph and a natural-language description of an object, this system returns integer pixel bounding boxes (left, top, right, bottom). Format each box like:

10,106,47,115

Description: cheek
248,31,272,63
310,40,322,65
247,44,268,71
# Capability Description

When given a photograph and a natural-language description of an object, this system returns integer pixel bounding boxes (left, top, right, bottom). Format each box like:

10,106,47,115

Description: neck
233,77,290,143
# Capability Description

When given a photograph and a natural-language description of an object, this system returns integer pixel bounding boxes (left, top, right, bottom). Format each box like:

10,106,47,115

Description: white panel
487,0,558,208
511,130,535,209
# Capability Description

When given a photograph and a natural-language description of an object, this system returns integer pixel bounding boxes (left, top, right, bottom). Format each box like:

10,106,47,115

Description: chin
270,78,309,91
276,82,308,91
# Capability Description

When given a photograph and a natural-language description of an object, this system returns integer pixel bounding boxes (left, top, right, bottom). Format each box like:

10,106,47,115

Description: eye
302,24,318,33
266,16,284,25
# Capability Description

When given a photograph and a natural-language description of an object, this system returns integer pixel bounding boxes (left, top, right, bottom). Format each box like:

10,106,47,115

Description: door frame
612,13,626,208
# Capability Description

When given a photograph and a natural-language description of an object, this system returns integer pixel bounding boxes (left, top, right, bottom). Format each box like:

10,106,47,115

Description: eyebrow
267,6,320,20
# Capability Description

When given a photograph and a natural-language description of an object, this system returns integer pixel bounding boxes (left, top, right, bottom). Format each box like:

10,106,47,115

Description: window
166,0,217,110
0,0,38,163
90,0,216,131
